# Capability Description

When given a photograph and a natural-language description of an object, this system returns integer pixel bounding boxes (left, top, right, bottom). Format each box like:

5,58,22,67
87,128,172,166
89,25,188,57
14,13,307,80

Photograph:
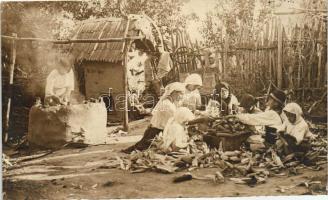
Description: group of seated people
122,73,316,155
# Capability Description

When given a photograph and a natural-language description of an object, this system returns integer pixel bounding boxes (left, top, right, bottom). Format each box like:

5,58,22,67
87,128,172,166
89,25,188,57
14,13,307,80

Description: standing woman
122,82,185,153
181,73,203,111
45,54,75,106
214,81,239,115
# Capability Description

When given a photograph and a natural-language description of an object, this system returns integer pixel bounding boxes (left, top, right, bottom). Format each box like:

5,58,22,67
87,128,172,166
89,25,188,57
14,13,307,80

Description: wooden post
223,35,229,80
175,30,179,49
122,41,130,132
316,22,323,87
277,18,283,88
325,62,327,87
1,35,145,43
171,31,176,52
270,19,276,83
4,33,17,143
122,18,131,132
204,49,210,68
297,26,302,89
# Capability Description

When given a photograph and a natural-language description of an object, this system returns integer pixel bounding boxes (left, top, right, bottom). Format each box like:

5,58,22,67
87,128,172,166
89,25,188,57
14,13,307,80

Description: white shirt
162,107,195,150
45,69,74,100
150,98,176,130
281,102,315,144
282,117,314,145
236,110,283,131
162,120,189,150
181,89,202,111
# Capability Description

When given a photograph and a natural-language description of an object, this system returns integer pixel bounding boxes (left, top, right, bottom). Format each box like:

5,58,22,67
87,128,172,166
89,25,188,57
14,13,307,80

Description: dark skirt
264,126,278,144
122,126,163,153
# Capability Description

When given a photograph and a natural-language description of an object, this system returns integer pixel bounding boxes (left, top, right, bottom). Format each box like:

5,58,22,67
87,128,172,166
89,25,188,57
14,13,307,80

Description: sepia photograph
1,0,327,199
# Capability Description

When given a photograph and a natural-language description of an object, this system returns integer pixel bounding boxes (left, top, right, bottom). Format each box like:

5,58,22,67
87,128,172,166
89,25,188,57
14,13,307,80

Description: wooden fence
219,18,327,101
170,18,327,102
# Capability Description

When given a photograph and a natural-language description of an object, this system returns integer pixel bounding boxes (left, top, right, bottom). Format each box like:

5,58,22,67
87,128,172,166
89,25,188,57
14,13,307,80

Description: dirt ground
3,142,327,200
3,119,328,199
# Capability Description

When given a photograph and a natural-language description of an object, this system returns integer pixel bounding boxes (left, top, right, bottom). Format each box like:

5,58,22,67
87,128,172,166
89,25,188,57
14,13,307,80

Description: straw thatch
58,15,156,63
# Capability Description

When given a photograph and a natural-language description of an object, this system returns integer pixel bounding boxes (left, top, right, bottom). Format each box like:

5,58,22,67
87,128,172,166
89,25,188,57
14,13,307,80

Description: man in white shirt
235,89,287,144
45,56,75,106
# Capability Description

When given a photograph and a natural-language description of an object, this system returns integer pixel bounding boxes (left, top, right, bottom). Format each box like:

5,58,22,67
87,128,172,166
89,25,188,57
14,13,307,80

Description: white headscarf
184,73,203,87
160,82,185,101
150,82,186,129
283,103,303,124
282,102,314,144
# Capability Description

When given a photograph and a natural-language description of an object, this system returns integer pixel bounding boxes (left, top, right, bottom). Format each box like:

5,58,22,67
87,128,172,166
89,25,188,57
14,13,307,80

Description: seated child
161,107,195,152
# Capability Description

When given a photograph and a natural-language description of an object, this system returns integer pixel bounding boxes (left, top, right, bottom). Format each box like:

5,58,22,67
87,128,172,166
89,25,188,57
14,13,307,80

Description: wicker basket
203,131,252,151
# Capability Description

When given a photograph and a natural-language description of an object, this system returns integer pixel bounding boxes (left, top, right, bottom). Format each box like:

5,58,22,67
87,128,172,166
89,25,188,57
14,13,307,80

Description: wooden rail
1,35,145,44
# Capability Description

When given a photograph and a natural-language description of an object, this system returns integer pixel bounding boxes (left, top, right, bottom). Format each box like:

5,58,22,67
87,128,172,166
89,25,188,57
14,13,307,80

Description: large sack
28,102,107,148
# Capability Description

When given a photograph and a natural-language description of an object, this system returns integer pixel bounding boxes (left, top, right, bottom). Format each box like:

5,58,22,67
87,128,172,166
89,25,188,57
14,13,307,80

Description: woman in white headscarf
279,103,315,145
213,81,239,115
275,102,316,156
181,73,203,111
161,107,195,152
122,82,185,153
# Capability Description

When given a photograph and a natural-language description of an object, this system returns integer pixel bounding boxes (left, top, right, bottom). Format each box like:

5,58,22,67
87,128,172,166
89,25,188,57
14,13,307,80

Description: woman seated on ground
234,89,287,145
277,102,316,154
181,73,203,112
213,81,239,115
122,82,185,154
161,107,195,152
238,94,262,114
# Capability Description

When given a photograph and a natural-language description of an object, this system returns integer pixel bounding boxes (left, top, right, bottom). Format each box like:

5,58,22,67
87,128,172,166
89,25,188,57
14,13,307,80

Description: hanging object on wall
156,51,173,79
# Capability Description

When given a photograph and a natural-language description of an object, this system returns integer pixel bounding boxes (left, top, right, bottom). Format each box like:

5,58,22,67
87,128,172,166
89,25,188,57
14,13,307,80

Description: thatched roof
63,15,156,63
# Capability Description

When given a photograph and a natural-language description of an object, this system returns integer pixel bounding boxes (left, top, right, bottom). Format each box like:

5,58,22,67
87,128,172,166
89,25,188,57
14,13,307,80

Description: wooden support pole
277,19,283,88
171,31,176,52
297,27,302,89
270,19,276,83
4,33,17,143
204,50,210,68
316,22,323,87
223,36,229,79
123,43,130,132
317,45,323,87
122,18,131,132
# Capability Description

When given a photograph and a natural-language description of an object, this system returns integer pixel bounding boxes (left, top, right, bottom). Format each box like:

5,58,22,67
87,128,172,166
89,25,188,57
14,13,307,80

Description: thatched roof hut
57,15,161,125
64,15,158,62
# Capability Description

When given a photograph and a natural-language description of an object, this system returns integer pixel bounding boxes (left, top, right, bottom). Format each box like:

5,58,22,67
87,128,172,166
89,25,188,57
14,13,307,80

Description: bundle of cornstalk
110,121,327,187
210,116,251,133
